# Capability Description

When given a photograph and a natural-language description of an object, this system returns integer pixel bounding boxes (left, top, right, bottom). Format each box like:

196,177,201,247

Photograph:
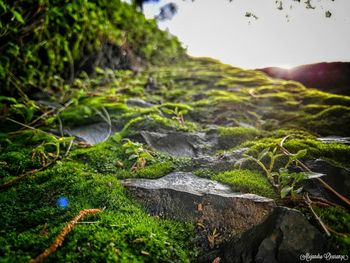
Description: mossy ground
1,57,350,261
212,170,277,199
0,134,195,262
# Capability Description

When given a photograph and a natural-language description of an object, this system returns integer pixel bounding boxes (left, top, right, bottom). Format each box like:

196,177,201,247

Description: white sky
142,0,350,69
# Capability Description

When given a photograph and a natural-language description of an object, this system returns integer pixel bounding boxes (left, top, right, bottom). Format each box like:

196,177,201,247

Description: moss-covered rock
212,169,277,199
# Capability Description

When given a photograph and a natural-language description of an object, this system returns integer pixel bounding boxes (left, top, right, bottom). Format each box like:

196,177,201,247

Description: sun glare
277,64,295,70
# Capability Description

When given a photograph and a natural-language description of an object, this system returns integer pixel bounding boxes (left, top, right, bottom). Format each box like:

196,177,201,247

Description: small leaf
11,10,25,23
125,148,134,154
161,108,174,115
294,149,307,159
0,96,17,103
113,133,122,143
258,147,270,160
128,154,138,160
58,136,75,143
280,186,293,198
95,67,105,74
304,172,325,179
295,187,303,194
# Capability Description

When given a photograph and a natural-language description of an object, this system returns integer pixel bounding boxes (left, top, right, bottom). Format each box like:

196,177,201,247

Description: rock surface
122,172,276,239
141,131,218,157
318,136,350,144
182,148,249,175
222,207,328,263
65,122,115,145
127,98,154,108
304,159,350,202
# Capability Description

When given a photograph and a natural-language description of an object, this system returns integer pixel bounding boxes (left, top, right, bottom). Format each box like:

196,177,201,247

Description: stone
318,136,350,144
127,98,154,108
223,207,328,263
140,131,218,157
65,122,117,145
122,172,276,240
304,159,350,203
183,148,248,175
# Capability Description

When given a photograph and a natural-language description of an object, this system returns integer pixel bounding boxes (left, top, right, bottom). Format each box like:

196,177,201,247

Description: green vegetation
235,143,311,199
218,127,260,150
1,1,349,259
212,170,277,199
243,133,350,168
315,206,350,255
0,0,185,96
0,160,195,262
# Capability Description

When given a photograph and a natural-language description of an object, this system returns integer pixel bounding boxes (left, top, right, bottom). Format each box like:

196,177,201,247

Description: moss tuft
218,127,260,150
315,206,350,255
212,169,277,199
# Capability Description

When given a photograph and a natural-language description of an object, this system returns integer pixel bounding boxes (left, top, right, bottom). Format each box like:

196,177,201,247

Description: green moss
0,131,62,181
243,133,350,168
218,127,260,150
118,113,197,138
126,161,174,179
212,169,277,199
206,90,248,103
301,89,350,106
303,104,329,114
305,106,350,136
193,168,216,178
2,0,185,95
255,92,293,103
314,206,350,254
72,140,124,174
0,160,196,262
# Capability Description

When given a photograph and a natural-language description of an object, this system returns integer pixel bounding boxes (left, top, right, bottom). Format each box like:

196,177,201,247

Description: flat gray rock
122,172,276,242
318,136,350,144
304,159,350,202
65,122,114,145
141,131,218,157
127,98,154,108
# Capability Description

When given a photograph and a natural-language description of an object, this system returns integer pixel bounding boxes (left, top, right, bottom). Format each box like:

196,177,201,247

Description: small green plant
122,139,154,171
160,106,188,127
276,168,306,198
1,96,39,123
235,144,312,199
31,136,74,166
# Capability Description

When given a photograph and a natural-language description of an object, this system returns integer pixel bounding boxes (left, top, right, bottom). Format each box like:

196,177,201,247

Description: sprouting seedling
122,139,154,171
235,138,321,199
277,168,306,199
235,146,284,188
160,106,188,127
31,136,74,166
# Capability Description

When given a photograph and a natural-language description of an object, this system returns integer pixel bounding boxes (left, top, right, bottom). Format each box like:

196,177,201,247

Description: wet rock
35,100,62,109
304,159,350,202
127,98,154,108
223,207,328,263
184,148,248,175
122,172,275,241
65,122,118,145
140,131,218,157
318,136,350,144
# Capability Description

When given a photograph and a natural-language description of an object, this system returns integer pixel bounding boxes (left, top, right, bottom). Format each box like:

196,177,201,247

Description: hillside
259,62,350,96
1,1,349,263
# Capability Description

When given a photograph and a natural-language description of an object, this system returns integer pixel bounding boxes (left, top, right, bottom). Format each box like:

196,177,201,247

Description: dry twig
304,193,331,237
29,208,102,263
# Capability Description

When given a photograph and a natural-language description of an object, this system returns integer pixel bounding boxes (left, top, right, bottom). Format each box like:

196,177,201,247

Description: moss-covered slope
1,57,349,261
